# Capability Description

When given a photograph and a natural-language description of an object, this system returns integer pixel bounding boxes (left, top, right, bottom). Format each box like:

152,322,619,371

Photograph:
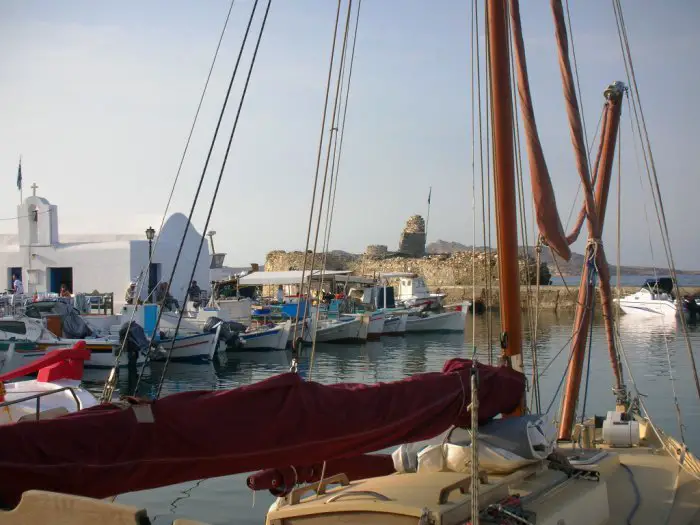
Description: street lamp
145,226,156,301
207,230,217,255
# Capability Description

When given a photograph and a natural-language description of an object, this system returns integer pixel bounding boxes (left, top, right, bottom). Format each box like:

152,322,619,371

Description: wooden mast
487,0,523,373
558,82,625,440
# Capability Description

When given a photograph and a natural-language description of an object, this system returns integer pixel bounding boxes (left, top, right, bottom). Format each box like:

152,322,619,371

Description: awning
238,270,351,286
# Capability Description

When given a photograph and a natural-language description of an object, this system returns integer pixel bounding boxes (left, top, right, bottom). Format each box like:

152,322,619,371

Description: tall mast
487,0,523,372
558,82,625,440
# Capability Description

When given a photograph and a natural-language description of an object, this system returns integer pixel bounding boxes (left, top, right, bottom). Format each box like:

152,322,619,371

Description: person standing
125,281,137,305
11,274,23,295
276,285,284,304
188,280,202,308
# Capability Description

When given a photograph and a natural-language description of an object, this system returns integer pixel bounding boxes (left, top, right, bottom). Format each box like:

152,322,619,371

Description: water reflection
106,311,700,525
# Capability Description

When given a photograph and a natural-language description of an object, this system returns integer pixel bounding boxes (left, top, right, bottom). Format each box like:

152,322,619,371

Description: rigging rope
483,0,496,365
132,0,263,396
580,267,596,424
612,0,700,401
291,0,344,350
100,0,237,401
470,0,478,360
307,0,354,380
154,0,273,399
506,0,539,407
472,0,491,365
319,0,361,275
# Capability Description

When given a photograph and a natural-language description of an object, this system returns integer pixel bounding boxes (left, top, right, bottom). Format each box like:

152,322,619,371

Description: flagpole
18,156,23,204
425,186,432,243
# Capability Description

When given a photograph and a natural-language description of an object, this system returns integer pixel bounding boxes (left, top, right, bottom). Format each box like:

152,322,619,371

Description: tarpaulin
0,358,524,505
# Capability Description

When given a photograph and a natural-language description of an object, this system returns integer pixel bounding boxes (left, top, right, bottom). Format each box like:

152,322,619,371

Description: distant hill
427,240,470,254
427,239,700,276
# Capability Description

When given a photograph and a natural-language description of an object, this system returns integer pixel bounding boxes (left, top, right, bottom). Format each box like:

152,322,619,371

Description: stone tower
398,215,426,257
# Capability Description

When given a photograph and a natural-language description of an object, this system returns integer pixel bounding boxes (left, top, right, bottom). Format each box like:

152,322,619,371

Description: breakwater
440,285,700,311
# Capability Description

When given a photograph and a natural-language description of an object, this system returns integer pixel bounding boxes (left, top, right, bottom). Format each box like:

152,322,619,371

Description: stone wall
265,250,551,286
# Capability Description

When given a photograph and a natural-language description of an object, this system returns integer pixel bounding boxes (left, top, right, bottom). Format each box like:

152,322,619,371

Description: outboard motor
203,317,244,350
683,296,700,322
118,321,151,365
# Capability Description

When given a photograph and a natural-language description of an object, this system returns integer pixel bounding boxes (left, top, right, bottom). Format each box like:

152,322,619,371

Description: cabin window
0,321,27,335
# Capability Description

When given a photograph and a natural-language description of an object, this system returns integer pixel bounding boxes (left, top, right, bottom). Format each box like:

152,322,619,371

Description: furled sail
509,0,571,261
0,358,524,505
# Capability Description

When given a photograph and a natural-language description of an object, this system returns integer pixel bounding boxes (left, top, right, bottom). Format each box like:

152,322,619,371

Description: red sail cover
0,359,523,505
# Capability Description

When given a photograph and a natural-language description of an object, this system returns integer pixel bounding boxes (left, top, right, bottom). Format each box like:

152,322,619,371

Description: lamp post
207,230,216,255
145,226,155,302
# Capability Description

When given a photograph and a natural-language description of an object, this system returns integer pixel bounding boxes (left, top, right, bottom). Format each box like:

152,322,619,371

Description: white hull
155,332,218,362
306,317,366,344
0,341,144,371
616,298,679,318
405,310,466,332
382,312,408,335
0,379,98,424
345,313,383,340
239,321,291,351
367,312,385,341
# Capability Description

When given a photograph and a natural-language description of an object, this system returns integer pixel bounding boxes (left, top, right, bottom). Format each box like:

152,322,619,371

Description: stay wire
308,0,354,380
470,0,476,359
156,0,273,399
484,0,495,364
318,0,354,279
473,0,490,364
291,0,344,347
318,0,362,282
133,0,262,396
613,0,700,402
100,0,236,400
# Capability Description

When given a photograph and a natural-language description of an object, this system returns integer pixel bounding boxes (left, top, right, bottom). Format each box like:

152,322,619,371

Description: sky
0,0,698,269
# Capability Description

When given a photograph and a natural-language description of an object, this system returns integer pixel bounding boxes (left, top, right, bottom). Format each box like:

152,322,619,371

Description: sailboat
0,1,698,524
252,0,700,523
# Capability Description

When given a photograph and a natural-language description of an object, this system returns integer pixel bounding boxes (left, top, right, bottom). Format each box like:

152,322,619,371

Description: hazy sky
1,1,698,269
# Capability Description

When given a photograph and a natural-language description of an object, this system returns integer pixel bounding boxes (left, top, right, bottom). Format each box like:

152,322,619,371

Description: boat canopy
238,270,351,286
0,358,524,505
643,277,675,295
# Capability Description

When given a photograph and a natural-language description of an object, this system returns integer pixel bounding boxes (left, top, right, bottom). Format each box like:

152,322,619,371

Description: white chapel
0,186,211,305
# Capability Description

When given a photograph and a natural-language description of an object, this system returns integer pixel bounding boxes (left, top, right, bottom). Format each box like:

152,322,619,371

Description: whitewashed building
0,187,210,306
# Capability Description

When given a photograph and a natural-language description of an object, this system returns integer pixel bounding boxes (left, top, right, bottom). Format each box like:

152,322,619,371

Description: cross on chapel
31,183,38,196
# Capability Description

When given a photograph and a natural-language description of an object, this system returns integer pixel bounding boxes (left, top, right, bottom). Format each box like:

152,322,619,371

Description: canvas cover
0,359,524,505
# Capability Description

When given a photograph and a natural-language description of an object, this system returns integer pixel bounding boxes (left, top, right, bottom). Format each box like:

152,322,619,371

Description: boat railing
0,386,82,420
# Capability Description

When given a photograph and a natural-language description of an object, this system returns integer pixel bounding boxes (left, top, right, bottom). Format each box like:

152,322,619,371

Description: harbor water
83,310,700,524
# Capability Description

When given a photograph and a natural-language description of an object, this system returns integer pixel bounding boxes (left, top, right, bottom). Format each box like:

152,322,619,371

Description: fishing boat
0,342,98,424
365,310,386,340
382,312,408,335
387,272,446,309
0,316,140,369
239,320,292,351
404,306,467,333
306,315,368,344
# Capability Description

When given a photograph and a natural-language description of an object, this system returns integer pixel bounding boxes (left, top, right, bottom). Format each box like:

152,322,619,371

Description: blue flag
427,187,432,205
16,161,22,191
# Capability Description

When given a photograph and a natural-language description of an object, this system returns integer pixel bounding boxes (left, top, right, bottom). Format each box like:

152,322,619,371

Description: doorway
7,267,22,292
148,263,161,300
48,267,73,294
